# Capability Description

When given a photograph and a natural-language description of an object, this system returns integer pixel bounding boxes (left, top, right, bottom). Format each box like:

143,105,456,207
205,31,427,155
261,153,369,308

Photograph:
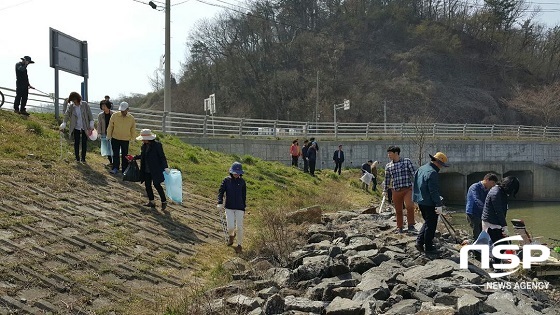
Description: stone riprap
208,210,560,315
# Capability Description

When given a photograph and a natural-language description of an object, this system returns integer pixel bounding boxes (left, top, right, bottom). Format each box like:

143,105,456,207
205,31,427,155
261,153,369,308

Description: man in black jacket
301,140,310,173
306,143,317,176
333,144,345,175
14,56,34,116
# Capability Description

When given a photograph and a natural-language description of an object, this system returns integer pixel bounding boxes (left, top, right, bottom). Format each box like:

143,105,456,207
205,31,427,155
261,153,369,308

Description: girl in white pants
217,162,247,253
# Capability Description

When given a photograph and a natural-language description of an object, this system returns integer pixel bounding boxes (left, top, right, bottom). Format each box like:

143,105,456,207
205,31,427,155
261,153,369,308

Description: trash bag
360,172,373,185
123,160,141,182
100,136,112,156
164,169,183,204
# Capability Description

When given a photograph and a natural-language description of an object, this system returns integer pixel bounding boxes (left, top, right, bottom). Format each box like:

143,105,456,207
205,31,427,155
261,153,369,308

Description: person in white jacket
59,92,94,164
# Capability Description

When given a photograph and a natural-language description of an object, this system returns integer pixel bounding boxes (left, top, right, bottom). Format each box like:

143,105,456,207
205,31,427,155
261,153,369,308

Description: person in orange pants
383,146,416,233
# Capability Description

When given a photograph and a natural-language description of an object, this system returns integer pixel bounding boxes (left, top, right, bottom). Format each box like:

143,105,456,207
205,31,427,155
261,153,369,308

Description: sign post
50,28,88,120
333,99,350,140
204,94,216,135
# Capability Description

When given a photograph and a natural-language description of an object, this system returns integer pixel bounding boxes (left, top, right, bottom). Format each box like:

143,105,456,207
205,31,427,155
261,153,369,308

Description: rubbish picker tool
219,207,229,244
379,195,386,213
31,87,50,96
59,131,64,160
440,212,460,244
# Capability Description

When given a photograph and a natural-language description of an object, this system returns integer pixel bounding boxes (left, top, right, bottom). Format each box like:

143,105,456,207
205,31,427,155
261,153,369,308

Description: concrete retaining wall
183,138,560,202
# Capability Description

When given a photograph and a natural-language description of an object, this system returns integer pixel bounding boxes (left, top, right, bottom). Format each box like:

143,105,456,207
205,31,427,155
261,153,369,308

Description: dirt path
0,159,223,314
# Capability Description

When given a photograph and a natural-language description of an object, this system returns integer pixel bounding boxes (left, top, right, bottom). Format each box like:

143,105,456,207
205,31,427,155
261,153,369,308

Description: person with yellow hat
412,151,449,254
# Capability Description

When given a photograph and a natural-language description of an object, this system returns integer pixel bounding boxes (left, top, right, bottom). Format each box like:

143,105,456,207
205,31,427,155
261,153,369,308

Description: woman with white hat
127,129,170,210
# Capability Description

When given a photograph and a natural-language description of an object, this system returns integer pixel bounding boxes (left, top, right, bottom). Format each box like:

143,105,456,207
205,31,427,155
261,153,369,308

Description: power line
0,0,34,12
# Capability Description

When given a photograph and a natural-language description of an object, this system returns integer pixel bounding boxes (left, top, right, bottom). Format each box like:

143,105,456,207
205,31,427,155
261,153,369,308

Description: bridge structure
2,86,559,202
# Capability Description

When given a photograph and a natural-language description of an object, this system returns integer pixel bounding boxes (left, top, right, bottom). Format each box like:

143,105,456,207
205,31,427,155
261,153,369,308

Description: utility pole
163,0,171,133
316,71,319,134
384,99,387,134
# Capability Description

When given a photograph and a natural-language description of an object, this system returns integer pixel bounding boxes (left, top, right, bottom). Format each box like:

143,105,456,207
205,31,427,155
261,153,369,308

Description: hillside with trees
137,0,560,126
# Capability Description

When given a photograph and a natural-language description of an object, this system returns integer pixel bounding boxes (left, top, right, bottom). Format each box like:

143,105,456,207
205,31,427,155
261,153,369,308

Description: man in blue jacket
413,151,449,253
465,173,498,241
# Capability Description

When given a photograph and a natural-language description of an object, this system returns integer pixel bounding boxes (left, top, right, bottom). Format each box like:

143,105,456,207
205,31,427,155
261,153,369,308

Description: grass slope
0,110,376,313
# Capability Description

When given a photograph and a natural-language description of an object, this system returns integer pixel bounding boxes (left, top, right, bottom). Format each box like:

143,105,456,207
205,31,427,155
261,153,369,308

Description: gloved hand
217,204,224,209
164,168,171,174
435,206,443,215
125,154,134,162
502,226,509,236
59,122,66,131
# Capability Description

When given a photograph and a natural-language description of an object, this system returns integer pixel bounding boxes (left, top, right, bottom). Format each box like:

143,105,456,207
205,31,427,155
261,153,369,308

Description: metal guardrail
2,85,559,140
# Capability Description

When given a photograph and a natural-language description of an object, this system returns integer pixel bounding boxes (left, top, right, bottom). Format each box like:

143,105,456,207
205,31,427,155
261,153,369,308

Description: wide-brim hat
429,152,449,167
21,56,34,63
136,129,157,141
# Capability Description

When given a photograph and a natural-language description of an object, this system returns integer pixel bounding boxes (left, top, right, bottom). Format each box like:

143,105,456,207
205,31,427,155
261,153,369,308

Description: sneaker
408,225,418,233
235,245,242,253
80,159,86,164
20,110,30,116
110,168,118,174
161,201,167,211
14,110,20,114
144,201,156,208
393,228,404,234
415,243,424,252
227,235,235,246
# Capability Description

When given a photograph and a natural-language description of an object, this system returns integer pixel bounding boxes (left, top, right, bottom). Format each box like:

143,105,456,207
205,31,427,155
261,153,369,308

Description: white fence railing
2,85,560,140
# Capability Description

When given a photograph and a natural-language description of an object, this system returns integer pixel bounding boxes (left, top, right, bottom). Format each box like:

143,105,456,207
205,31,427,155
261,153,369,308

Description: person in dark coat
306,142,317,176
218,162,247,253
14,56,34,116
481,176,520,244
128,129,170,210
301,140,310,173
361,160,373,191
412,151,449,253
333,144,345,175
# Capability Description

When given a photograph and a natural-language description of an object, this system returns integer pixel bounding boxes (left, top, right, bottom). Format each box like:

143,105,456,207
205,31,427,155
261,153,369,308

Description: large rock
383,299,419,315
284,295,328,313
263,293,285,314
416,302,455,315
403,260,455,282
345,237,377,252
347,255,375,274
485,292,520,314
264,268,293,287
456,294,481,315
225,294,260,312
286,205,322,224
324,296,365,315
222,257,248,272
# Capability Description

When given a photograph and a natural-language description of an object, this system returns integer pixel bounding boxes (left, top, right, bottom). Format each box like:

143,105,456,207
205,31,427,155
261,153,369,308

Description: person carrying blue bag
97,100,114,167
126,129,170,210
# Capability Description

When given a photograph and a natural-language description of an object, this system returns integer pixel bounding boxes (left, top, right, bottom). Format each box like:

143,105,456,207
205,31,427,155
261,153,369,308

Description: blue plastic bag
163,169,183,204
100,136,112,156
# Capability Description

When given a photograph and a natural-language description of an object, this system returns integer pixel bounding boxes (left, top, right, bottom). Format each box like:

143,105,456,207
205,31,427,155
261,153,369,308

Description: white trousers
225,208,245,246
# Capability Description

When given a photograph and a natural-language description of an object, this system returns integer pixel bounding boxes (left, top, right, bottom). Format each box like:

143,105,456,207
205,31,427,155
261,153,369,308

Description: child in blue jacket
217,162,247,253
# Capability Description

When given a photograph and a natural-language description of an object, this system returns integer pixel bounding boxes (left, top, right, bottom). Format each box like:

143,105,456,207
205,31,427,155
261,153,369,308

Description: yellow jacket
107,112,136,141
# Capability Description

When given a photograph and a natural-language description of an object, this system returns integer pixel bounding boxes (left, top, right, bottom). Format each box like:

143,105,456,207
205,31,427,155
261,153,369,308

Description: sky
0,0,559,104
0,0,223,103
